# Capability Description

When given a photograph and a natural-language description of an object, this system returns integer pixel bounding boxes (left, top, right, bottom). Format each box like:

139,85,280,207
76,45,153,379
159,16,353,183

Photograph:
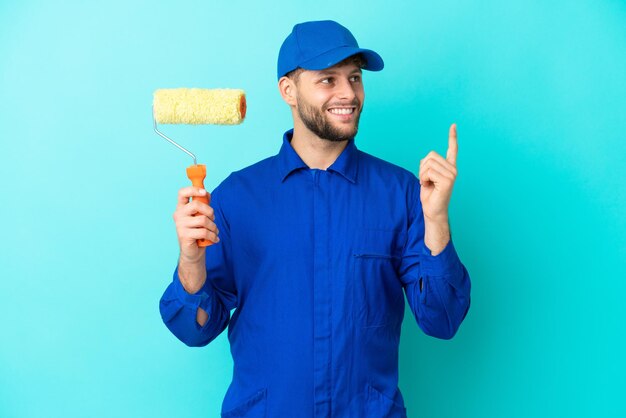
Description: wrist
179,250,205,265
424,219,451,256
178,254,207,294
424,214,449,226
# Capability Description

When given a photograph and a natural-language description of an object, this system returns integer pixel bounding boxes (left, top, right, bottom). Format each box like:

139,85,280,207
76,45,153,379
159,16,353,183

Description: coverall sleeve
397,180,471,340
159,185,237,347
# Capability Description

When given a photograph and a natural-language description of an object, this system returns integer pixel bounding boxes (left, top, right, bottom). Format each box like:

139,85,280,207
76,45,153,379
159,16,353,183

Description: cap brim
299,46,384,72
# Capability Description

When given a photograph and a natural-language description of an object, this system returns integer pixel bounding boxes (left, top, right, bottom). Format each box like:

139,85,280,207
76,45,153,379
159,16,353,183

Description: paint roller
152,88,246,247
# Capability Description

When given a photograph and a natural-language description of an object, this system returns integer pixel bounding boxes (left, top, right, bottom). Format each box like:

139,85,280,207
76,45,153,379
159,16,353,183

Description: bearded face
296,93,362,142
291,63,365,142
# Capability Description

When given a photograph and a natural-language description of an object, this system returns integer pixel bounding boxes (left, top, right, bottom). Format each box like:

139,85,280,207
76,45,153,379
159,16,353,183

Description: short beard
296,96,361,142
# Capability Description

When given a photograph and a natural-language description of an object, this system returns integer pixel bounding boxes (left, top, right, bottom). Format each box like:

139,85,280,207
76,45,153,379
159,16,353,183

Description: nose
335,77,357,101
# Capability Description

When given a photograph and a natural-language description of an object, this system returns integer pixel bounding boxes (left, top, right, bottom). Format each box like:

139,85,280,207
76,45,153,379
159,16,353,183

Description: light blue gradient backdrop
1,1,624,417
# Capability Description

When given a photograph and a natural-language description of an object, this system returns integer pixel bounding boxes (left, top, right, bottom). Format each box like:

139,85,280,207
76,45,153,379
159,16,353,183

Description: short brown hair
285,53,366,84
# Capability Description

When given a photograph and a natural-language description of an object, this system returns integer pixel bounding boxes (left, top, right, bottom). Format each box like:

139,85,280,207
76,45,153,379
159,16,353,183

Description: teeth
329,108,354,115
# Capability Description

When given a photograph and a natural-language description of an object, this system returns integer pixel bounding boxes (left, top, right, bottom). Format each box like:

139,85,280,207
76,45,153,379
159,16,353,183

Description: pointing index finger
446,123,458,166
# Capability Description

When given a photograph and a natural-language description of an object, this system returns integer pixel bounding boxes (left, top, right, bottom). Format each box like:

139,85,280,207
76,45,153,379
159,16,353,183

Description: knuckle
189,200,202,212
173,209,185,221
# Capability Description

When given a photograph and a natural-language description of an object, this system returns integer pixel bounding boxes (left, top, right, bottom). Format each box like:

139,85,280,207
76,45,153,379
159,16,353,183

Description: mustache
323,99,361,110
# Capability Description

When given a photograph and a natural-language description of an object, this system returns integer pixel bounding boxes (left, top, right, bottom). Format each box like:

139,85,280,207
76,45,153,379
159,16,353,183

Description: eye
350,75,361,82
320,77,333,84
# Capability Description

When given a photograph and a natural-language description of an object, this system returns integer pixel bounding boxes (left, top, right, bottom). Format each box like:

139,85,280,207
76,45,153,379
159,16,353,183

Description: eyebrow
316,68,363,76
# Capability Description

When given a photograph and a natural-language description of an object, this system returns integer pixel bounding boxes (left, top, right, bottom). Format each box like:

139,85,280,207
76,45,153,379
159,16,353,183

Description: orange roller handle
186,164,213,248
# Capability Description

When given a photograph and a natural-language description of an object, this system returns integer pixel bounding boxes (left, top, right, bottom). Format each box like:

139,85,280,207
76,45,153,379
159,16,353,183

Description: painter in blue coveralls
160,19,472,418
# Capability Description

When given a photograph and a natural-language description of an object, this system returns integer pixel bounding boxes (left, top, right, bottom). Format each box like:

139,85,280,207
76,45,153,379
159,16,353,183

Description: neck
290,121,349,170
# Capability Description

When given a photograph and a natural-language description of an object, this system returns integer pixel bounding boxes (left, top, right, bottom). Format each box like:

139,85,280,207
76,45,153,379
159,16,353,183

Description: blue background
1,0,625,417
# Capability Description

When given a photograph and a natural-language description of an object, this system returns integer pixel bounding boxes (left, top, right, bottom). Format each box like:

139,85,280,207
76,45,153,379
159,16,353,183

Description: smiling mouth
327,107,356,115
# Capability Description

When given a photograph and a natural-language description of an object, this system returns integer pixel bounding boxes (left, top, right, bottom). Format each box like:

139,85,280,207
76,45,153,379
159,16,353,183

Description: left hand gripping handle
186,164,213,248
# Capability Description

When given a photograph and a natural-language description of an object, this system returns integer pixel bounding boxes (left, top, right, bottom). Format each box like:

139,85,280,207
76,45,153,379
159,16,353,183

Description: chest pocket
351,228,406,328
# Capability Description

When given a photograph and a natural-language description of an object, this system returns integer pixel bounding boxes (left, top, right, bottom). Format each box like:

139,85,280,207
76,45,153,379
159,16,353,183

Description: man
160,20,471,418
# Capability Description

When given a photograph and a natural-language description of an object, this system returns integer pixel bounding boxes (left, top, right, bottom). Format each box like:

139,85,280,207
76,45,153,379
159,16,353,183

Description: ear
278,76,297,106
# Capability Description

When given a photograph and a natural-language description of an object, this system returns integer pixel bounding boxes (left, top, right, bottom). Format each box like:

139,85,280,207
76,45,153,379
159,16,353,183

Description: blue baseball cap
277,20,384,80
